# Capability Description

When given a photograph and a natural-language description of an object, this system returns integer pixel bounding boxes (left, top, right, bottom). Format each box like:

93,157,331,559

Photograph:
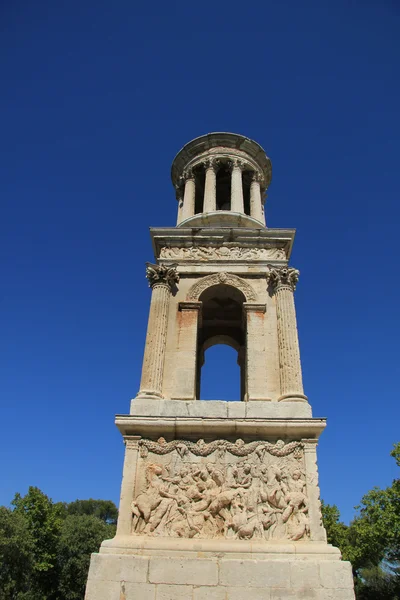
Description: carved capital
182,167,195,181
146,263,179,290
267,266,299,292
124,435,141,450
204,157,220,172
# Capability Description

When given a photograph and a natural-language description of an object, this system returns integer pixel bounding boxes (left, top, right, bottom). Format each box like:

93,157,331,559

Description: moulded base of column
278,393,309,403
136,389,163,400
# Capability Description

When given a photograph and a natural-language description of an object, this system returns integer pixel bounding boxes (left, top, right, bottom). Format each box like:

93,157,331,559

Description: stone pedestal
85,403,355,600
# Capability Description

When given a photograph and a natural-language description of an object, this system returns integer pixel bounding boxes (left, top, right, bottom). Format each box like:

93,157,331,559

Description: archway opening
196,283,246,401
216,165,231,210
200,344,240,401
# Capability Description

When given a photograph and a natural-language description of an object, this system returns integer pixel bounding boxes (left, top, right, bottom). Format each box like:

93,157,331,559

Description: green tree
57,515,116,600
0,507,34,599
66,499,118,525
11,487,65,599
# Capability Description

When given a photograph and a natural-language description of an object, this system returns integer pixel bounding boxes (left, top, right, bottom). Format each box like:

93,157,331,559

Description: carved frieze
131,437,310,542
160,246,286,261
187,272,257,302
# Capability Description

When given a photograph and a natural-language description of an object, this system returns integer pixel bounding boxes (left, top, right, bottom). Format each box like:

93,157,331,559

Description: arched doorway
196,284,246,401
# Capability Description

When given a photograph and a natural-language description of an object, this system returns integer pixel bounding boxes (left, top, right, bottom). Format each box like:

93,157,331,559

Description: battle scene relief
131,438,310,542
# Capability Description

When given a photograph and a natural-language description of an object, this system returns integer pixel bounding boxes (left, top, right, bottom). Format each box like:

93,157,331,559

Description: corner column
203,158,218,213
137,264,179,399
243,303,271,401
303,438,327,542
230,159,244,213
250,171,265,224
172,301,201,400
268,266,308,402
180,168,196,222
116,435,141,536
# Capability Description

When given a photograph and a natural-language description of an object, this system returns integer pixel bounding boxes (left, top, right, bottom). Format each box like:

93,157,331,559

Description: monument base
85,536,355,600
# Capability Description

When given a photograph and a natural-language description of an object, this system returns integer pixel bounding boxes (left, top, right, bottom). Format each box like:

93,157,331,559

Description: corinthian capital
267,266,299,292
146,263,179,289
204,157,220,171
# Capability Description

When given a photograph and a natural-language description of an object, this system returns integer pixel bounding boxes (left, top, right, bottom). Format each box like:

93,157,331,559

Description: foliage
57,515,116,600
66,499,118,525
0,507,34,599
0,488,117,600
322,442,400,599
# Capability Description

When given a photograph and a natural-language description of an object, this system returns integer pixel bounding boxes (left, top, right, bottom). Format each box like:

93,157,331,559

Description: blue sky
1,0,399,524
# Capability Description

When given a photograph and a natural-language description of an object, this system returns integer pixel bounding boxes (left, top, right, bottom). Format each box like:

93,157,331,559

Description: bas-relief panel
160,246,287,261
131,438,310,542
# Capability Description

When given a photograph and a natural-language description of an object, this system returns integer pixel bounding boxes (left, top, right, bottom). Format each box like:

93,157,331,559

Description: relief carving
187,272,257,302
160,246,286,261
131,438,310,542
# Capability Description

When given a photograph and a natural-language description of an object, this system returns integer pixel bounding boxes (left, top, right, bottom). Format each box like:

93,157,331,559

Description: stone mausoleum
85,133,355,599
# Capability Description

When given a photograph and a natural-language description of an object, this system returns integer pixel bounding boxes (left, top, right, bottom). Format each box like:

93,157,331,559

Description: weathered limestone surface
85,552,355,600
85,133,355,599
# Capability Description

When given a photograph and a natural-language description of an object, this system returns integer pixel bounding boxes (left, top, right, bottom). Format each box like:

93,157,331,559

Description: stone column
243,303,271,401
172,301,201,400
203,158,218,213
175,182,184,225
116,435,141,536
267,266,308,402
302,438,327,542
250,171,264,224
180,168,196,222
137,264,179,399
230,159,244,213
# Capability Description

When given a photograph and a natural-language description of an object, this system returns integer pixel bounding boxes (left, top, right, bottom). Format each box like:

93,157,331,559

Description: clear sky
1,0,399,524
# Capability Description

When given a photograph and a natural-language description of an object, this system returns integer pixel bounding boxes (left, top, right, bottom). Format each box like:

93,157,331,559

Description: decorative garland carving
160,246,286,261
187,272,257,302
139,437,303,459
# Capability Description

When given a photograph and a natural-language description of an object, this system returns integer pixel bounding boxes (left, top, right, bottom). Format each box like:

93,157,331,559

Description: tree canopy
322,442,400,599
0,488,116,600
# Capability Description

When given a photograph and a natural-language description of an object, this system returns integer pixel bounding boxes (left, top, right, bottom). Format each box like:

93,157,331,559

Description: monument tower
86,133,355,600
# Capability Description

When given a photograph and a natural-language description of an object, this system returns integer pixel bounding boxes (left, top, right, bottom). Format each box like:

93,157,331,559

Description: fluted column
180,168,196,222
137,264,179,398
116,436,141,536
250,171,265,224
267,266,308,402
203,158,218,213
230,159,244,213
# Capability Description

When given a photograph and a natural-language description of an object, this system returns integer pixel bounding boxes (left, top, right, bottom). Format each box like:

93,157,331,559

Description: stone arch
187,272,257,302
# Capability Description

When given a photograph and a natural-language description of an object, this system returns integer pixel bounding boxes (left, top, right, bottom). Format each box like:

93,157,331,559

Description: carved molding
146,263,179,290
139,438,303,458
187,272,257,302
267,266,299,292
160,246,286,261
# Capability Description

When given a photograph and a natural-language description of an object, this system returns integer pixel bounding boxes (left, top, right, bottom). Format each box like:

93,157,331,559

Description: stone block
121,582,156,600
290,561,320,588
319,590,355,600
188,400,228,418
219,559,290,588
149,557,218,586
193,587,228,600
156,584,194,600
85,579,120,600
227,401,246,418
87,553,149,583
229,587,271,599
320,561,353,589
270,591,303,600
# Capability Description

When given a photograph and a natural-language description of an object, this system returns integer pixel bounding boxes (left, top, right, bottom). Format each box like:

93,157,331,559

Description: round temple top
171,133,272,228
